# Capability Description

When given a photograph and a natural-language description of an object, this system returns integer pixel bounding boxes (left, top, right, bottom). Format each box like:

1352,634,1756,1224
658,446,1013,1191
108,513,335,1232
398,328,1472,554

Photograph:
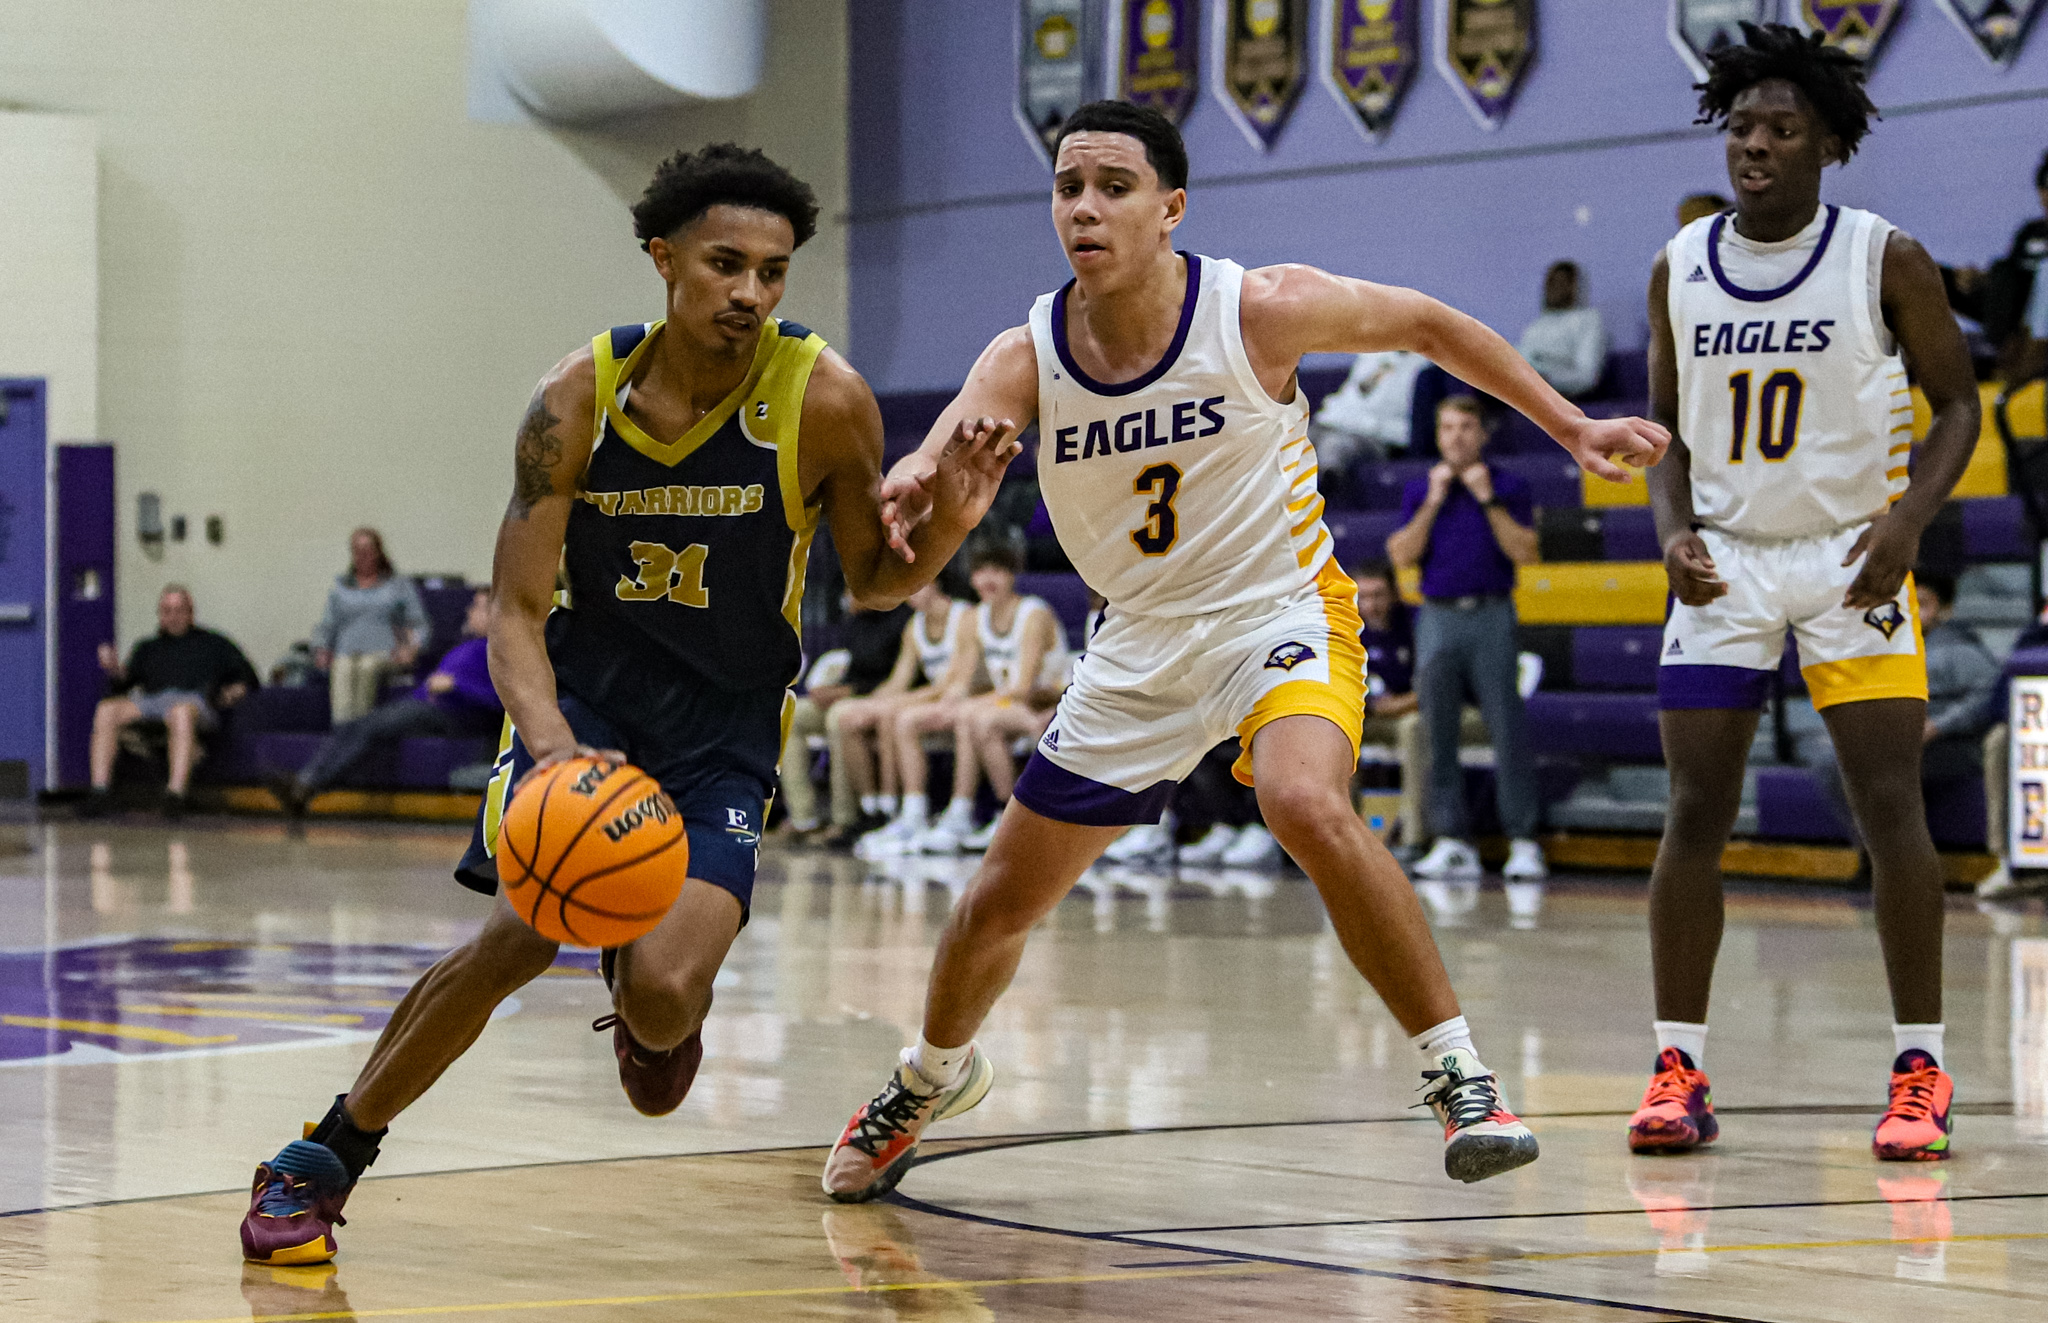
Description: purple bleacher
1355,458,1432,510
1522,691,1663,760
1493,411,1550,455
1017,571,1092,649
1601,506,1660,560
1963,496,2030,560
1754,765,1849,842
1606,350,1649,401
1297,363,1347,414
1025,498,1056,537
1494,453,1582,509
1571,627,1664,690
1327,509,1399,569
235,684,331,733
411,577,474,675
1582,397,1650,422
1926,776,1987,850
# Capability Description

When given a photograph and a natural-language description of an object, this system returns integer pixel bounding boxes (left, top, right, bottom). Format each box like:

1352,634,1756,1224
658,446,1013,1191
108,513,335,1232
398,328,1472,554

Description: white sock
905,1036,971,1090
879,793,898,815
860,794,879,815
899,793,928,826
1411,1015,1475,1065
1893,1023,1944,1067
1655,1020,1709,1069
940,797,975,826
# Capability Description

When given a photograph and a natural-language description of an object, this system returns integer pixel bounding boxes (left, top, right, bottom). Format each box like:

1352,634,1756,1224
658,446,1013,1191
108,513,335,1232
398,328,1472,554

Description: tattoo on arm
511,390,563,520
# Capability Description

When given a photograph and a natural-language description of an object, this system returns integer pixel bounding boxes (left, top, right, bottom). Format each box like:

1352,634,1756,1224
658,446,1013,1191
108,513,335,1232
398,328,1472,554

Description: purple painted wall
848,0,2048,394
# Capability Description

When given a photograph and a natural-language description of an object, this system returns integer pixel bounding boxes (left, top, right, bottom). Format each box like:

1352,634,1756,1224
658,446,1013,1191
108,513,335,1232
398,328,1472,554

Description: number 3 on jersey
1726,369,1804,463
1129,463,1182,557
616,540,710,606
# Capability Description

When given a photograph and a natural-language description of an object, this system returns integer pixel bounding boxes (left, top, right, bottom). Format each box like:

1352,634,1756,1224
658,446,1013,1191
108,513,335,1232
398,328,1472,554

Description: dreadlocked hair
1694,22,1878,162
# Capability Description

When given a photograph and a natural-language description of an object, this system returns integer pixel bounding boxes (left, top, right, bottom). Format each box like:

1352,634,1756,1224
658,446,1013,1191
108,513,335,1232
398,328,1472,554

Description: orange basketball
498,756,687,948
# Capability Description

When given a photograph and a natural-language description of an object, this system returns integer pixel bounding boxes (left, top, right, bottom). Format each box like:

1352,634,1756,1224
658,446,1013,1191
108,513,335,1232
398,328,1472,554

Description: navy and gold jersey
551,319,826,703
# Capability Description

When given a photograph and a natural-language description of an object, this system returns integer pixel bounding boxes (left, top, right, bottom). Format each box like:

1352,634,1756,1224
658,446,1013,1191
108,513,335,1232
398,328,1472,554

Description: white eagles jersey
1029,254,1327,618
978,595,1071,691
910,600,966,685
1667,205,1909,540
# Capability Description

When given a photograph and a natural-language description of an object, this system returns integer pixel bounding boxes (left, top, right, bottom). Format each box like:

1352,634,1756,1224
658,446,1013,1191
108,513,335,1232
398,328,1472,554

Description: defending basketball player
1631,25,1980,1161
239,145,1014,1265
822,101,1668,1201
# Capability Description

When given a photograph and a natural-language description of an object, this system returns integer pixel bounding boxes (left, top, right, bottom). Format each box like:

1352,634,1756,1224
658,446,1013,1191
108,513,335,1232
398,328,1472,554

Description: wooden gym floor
0,821,2043,1321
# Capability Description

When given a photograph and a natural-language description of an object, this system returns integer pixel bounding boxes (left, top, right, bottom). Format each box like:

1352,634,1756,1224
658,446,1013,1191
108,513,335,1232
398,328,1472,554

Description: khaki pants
1360,706,1490,846
779,697,861,830
329,654,389,726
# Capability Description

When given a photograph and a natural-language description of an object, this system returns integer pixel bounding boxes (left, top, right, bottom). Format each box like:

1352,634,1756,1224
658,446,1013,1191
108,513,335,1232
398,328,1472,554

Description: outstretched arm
1838,232,1982,610
806,349,1019,607
1240,264,1669,481
875,328,1040,559
486,351,602,771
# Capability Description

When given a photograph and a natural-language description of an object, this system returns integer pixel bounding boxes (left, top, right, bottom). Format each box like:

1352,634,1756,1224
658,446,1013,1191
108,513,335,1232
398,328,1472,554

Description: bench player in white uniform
822,101,1666,1199
1635,25,1980,1162
825,582,969,842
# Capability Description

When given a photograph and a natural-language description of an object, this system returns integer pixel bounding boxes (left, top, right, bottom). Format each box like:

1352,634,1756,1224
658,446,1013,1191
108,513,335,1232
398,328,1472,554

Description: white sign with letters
2011,676,2048,867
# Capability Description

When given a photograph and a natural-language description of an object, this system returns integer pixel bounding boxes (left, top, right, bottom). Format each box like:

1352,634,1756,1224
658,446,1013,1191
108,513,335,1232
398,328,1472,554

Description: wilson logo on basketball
601,791,674,843
569,764,610,797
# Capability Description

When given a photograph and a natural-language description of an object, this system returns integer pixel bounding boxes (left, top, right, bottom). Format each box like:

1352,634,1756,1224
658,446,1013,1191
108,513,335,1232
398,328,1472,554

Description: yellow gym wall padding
1396,562,1668,624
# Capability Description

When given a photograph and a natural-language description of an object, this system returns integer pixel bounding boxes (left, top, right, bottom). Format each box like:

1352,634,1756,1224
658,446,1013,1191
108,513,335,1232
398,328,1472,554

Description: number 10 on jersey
1726,369,1804,463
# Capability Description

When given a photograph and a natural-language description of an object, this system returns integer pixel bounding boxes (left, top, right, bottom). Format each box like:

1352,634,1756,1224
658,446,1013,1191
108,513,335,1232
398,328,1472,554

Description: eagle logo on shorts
1264,642,1317,671
1863,602,1907,640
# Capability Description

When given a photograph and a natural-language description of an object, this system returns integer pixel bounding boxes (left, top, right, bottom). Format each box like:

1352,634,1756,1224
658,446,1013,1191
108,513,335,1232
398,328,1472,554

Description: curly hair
1694,22,1878,162
630,143,819,251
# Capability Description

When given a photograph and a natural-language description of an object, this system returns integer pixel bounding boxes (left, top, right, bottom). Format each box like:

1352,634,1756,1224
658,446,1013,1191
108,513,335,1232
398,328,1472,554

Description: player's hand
97,642,121,676
879,417,1021,563
1664,531,1727,606
1563,415,1670,483
1840,514,1920,610
1459,463,1494,504
1425,462,1457,506
513,743,626,795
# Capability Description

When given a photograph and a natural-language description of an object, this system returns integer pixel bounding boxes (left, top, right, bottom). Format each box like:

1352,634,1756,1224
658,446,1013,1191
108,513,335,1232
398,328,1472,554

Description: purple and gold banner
1219,0,1308,149
1438,0,1537,130
1935,0,2044,66
1325,0,1421,140
1668,0,1777,82
1796,1,1902,62
1117,0,1200,124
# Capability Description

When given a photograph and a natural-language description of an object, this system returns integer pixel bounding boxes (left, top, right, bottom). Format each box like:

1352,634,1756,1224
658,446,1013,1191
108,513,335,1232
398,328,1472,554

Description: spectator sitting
1948,148,2048,380
1516,261,1608,401
274,589,502,815
84,584,259,819
313,527,430,726
775,594,910,840
1806,574,1998,885
1386,396,1545,881
1351,558,1475,855
1310,350,1427,502
1677,191,1731,228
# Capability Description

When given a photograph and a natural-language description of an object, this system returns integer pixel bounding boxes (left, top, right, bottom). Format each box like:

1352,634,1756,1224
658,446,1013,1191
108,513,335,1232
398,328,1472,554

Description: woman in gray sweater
313,528,430,725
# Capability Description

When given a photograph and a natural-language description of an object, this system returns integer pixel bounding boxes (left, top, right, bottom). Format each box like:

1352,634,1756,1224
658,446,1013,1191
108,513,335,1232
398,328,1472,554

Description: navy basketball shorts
455,690,779,927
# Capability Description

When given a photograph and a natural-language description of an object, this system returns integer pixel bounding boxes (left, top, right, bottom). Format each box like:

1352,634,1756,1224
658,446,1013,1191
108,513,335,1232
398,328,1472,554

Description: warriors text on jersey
1029,254,1329,617
1667,205,1908,539
553,319,825,699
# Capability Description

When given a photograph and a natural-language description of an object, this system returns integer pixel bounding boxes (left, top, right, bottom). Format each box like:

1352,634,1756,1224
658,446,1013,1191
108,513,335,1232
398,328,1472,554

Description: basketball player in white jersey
822,101,1666,1200
1633,25,1980,1161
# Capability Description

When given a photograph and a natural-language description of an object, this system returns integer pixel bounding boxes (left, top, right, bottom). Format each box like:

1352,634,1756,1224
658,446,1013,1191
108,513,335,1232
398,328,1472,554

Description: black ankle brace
306,1095,386,1182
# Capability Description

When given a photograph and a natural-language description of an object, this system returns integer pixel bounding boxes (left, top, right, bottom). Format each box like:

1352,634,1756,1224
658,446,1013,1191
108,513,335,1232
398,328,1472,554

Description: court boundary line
1,1100,2017,1221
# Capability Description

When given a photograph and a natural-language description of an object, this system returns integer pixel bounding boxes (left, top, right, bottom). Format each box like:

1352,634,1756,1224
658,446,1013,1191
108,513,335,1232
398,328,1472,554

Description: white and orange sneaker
822,1046,994,1203
1420,1048,1540,1183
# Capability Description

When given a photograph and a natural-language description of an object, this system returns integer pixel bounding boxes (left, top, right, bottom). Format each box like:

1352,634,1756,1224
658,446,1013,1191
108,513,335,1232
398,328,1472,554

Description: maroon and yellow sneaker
592,1013,703,1117
240,1141,353,1265
1628,1047,1718,1154
822,1046,994,1203
1874,1050,1954,1161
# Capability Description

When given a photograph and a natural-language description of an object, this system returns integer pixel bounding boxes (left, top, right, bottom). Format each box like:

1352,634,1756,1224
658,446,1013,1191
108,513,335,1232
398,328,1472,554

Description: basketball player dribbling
823,101,1669,1202
1631,25,1980,1160
238,145,1014,1265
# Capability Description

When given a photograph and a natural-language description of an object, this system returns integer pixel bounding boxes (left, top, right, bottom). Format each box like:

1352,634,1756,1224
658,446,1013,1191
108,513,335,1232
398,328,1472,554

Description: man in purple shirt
1385,396,1544,881
276,589,503,814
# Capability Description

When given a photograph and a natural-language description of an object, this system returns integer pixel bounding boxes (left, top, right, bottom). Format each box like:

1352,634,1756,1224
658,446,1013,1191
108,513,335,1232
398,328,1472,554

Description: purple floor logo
0,938,598,1066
